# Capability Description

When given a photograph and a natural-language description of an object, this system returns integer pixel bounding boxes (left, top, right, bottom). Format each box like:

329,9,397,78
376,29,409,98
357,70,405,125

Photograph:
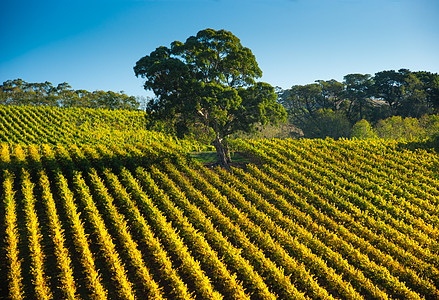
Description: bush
351,119,376,139
374,116,422,140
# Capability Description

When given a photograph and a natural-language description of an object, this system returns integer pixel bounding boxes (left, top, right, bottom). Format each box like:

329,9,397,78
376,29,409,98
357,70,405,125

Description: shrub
351,119,376,139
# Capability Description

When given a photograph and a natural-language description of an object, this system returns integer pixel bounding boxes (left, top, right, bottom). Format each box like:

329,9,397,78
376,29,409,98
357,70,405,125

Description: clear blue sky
1,0,438,98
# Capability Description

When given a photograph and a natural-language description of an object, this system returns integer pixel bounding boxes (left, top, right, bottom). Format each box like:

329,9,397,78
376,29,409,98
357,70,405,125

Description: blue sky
1,0,438,98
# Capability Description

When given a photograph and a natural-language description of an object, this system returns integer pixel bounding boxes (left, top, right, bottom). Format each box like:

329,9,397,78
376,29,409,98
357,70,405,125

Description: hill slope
1,138,438,299
0,105,203,151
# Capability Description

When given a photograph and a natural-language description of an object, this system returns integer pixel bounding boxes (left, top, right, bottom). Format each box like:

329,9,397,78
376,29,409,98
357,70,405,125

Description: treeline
277,69,439,139
0,78,139,110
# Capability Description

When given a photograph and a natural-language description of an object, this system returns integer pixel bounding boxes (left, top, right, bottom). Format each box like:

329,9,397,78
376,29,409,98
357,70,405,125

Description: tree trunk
359,99,363,120
224,140,232,163
212,135,231,169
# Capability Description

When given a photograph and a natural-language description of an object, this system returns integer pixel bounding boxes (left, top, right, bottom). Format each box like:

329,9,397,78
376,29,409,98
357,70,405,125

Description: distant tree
420,114,439,137
134,28,286,167
315,79,345,110
91,90,138,110
413,71,439,109
278,79,349,138
373,69,437,118
351,119,376,139
343,73,374,122
55,82,75,107
74,90,92,107
277,69,439,140
0,79,139,110
282,83,322,124
398,72,429,117
373,69,405,110
0,79,31,105
374,115,423,140
300,109,351,139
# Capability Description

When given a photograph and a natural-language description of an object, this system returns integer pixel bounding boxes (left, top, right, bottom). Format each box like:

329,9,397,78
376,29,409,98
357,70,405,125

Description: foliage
351,119,376,139
278,69,439,139
0,79,139,110
0,104,203,151
1,139,439,299
373,114,439,141
374,116,420,140
399,72,431,117
373,69,406,109
278,79,345,127
414,71,439,109
343,73,374,122
300,109,352,140
419,114,439,137
231,122,298,140
374,69,438,117
134,28,286,167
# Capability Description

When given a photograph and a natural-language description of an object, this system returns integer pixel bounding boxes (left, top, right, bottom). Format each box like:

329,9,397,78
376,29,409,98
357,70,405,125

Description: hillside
0,105,201,151
1,135,438,299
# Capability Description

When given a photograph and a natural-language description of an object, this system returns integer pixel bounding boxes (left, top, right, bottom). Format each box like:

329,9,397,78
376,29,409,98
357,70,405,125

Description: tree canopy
134,28,286,167
0,79,139,110
277,69,439,139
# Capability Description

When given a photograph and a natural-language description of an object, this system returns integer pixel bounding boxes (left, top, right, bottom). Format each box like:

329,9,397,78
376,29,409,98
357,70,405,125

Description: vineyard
0,105,200,150
0,125,438,299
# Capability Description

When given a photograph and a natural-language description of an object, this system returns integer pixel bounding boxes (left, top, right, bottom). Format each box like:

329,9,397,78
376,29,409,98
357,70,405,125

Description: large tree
134,28,286,167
